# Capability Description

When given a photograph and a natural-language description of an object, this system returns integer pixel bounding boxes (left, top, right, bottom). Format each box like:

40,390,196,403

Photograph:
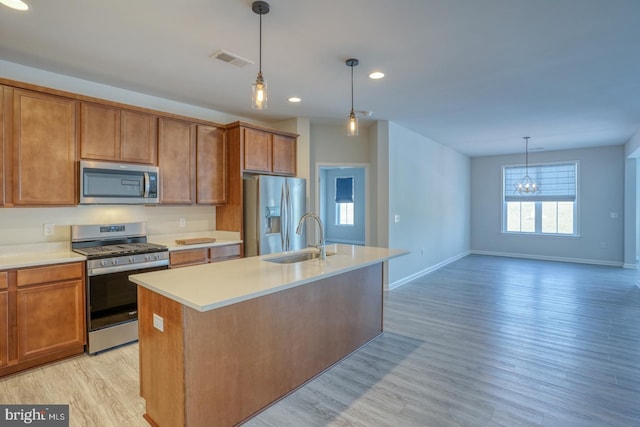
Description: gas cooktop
73,242,167,259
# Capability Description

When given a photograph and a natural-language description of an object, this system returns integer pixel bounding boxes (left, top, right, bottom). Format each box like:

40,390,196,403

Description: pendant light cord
258,13,262,74
350,64,354,111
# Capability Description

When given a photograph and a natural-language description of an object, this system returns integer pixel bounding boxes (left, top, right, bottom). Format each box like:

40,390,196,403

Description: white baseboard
388,250,471,291
470,250,624,268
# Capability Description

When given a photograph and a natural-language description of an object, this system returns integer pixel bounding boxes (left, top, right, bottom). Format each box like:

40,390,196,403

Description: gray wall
471,145,625,266
386,122,471,287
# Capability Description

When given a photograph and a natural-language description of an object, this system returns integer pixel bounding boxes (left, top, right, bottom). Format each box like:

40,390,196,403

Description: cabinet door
170,249,208,268
243,128,272,173
208,244,241,262
272,134,296,176
0,272,7,368
158,118,196,204
16,279,85,361
197,125,227,204
121,109,157,165
80,102,121,161
0,86,5,206
12,89,77,206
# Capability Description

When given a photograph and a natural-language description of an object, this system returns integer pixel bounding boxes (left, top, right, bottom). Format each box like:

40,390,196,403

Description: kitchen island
130,244,407,427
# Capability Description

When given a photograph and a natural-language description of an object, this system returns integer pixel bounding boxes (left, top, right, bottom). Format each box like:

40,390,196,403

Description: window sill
500,231,581,239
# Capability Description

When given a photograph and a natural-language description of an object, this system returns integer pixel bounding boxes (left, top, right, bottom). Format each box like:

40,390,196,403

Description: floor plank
1,255,639,426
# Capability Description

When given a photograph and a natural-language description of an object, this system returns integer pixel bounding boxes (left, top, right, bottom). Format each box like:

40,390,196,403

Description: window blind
335,177,354,203
504,163,576,202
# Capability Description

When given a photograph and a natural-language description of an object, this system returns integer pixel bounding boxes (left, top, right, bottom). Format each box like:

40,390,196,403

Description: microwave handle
143,172,150,198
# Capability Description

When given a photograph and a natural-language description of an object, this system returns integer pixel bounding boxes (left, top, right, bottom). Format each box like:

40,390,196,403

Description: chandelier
514,136,540,196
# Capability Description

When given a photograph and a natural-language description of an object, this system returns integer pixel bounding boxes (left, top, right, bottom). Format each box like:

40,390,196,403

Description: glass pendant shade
346,58,359,137
348,109,358,136
252,72,267,110
251,1,269,110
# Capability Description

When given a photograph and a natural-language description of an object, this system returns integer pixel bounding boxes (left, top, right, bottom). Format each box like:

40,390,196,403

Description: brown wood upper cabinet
11,89,77,206
241,126,296,176
158,117,196,204
158,119,227,205
80,102,157,165
197,125,227,204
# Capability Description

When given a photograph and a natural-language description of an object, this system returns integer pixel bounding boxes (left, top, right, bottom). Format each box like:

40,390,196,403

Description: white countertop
0,243,86,270
130,244,408,312
147,230,242,251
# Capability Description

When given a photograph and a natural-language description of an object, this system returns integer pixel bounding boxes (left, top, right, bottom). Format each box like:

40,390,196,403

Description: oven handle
88,259,169,276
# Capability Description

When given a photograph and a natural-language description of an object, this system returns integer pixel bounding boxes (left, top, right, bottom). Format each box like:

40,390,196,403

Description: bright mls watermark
0,405,68,426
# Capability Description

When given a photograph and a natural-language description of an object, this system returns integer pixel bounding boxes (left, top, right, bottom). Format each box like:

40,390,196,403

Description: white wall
0,205,216,246
471,145,625,266
309,123,371,242
386,122,471,288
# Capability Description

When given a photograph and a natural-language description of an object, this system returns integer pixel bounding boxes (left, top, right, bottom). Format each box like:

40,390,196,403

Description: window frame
335,175,355,226
501,161,580,237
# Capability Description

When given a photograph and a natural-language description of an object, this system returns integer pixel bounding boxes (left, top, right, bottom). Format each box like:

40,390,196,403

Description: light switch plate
153,313,164,332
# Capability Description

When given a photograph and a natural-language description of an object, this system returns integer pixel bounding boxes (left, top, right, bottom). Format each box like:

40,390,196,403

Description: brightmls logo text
0,405,68,426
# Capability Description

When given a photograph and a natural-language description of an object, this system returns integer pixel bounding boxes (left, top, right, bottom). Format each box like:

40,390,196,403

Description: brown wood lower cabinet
138,263,383,426
169,244,241,268
0,262,86,377
0,272,8,368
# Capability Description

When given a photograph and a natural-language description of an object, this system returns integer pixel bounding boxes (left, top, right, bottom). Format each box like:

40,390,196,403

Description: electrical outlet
394,214,400,223
179,218,186,227
43,223,55,236
153,313,164,332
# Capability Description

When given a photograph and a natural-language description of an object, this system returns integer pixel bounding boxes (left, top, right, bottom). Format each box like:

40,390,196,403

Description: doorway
317,164,367,246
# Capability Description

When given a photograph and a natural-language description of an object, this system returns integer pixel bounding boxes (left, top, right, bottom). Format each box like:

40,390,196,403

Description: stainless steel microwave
79,160,159,204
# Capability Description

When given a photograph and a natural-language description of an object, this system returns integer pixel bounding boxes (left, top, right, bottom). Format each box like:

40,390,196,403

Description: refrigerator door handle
280,182,287,250
286,182,293,250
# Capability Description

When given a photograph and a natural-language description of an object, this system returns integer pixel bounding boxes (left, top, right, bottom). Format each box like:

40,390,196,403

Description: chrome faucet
296,212,326,260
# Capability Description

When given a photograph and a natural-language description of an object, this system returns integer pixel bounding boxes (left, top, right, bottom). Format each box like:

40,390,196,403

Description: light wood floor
1,255,639,426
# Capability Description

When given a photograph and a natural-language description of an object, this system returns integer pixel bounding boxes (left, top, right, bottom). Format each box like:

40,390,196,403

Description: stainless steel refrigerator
243,175,307,256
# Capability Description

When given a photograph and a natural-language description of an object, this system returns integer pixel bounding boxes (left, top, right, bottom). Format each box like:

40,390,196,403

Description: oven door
87,264,167,331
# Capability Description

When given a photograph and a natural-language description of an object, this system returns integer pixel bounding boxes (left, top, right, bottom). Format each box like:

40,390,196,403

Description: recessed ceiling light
0,0,29,11
369,71,384,80
288,97,301,103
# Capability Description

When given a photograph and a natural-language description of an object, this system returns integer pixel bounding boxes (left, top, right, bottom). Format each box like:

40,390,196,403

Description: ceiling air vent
210,50,254,67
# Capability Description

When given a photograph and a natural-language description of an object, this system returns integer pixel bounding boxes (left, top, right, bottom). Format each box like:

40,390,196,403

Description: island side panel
182,263,383,426
138,286,186,427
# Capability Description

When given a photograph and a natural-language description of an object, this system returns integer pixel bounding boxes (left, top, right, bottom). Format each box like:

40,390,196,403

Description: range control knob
112,259,118,265
129,256,135,263
101,260,108,267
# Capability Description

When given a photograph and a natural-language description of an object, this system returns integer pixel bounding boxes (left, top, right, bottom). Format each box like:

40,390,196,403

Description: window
335,177,354,226
503,162,577,235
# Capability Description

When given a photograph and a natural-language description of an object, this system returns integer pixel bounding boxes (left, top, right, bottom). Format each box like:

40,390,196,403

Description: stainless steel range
71,222,169,354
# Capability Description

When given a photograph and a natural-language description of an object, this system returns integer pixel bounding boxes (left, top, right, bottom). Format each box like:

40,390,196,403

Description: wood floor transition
1,255,639,426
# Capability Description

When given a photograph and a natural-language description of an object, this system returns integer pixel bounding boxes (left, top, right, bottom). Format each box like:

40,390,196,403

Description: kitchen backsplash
0,205,217,245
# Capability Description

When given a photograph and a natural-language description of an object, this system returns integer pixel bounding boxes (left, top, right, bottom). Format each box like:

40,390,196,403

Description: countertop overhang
130,244,408,312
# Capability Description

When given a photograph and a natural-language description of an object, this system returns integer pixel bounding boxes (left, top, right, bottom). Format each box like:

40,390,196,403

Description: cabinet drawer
0,272,7,290
170,249,208,267
17,262,83,287
209,244,241,261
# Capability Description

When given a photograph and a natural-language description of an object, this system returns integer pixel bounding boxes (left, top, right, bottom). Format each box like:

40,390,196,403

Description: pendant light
514,136,540,196
251,1,269,110
346,58,359,136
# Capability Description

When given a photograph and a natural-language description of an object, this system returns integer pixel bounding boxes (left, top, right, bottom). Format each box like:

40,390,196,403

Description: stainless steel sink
264,251,335,264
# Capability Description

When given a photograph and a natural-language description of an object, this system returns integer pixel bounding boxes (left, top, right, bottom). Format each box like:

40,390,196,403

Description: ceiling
1,0,640,157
